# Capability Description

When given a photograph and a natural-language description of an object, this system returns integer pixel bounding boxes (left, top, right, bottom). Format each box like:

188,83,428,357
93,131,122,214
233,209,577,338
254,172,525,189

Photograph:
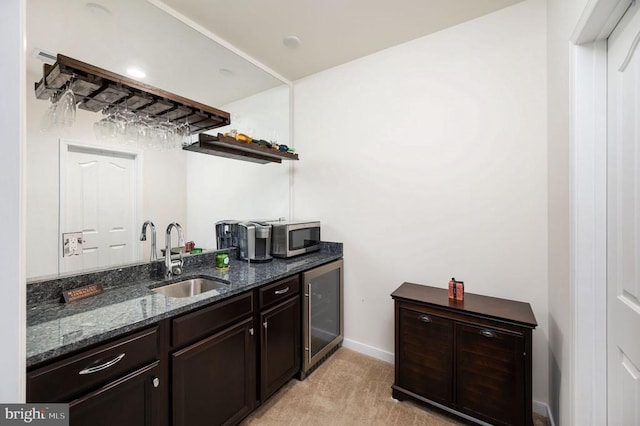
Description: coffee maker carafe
237,222,272,262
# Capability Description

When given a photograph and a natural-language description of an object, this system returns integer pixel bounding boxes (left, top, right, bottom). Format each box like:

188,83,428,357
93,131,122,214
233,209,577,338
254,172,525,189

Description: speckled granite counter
27,242,342,367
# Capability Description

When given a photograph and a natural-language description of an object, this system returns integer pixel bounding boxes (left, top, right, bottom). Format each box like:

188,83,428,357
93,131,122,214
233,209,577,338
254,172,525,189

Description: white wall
546,0,590,424
25,82,187,278
186,85,291,250
0,0,25,402
293,0,549,405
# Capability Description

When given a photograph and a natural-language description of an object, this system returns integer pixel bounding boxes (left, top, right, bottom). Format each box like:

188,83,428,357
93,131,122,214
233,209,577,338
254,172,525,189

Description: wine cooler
300,258,344,377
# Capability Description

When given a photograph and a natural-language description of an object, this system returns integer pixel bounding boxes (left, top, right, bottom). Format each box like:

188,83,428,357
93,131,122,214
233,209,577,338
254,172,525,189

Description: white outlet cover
63,232,84,257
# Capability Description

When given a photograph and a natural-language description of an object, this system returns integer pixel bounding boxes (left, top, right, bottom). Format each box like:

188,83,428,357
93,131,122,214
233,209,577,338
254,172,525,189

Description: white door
60,142,140,274
607,2,640,424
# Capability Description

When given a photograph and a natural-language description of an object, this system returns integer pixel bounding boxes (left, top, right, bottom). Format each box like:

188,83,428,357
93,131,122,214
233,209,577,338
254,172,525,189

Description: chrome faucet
140,220,158,261
165,222,185,279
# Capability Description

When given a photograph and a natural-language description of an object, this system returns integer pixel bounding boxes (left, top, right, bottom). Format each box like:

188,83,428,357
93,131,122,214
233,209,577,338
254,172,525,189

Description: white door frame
58,139,144,272
570,1,632,425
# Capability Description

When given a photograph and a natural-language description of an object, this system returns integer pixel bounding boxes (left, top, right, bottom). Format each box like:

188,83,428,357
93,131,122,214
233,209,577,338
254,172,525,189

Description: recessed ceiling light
85,2,112,16
126,67,146,79
283,35,301,49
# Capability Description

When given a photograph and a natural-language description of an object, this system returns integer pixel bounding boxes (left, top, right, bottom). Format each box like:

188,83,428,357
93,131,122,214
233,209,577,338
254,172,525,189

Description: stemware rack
34,54,230,134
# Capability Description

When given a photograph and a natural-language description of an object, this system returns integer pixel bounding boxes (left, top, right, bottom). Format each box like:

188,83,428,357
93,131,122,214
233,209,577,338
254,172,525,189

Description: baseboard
343,339,556,426
342,338,394,364
533,400,556,426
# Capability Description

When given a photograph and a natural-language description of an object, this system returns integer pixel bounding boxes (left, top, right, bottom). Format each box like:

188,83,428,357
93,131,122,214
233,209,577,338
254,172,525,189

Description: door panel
69,362,160,426
397,308,453,405
172,318,255,426
456,323,524,426
61,143,138,274
260,297,300,400
608,3,640,425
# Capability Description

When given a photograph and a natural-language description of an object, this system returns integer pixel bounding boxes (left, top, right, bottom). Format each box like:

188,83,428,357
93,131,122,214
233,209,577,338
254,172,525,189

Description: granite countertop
27,242,343,367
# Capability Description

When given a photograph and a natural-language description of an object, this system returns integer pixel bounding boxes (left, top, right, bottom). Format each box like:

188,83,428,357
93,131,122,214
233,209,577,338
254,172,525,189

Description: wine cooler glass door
303,259,344,373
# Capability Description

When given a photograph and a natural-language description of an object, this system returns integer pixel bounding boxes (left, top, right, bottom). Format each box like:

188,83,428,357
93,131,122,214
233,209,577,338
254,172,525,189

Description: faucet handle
172,265,182,276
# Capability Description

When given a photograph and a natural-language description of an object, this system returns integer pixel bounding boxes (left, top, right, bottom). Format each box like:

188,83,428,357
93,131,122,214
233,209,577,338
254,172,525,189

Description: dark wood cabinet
69,362,161,426
258,276,301,400
169,291,255,426
27,272,307,426
391,283,537,426
27,326,163,426
259,275,301,401
397,307,453,405
260,298,300,399
171,317,256,426
456,323,525,425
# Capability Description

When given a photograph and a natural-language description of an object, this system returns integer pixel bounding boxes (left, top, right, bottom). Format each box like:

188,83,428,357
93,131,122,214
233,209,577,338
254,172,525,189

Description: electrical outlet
63,232,84,257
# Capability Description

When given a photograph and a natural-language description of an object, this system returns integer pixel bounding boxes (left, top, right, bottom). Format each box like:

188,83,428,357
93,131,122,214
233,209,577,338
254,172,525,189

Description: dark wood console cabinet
391,283,537,426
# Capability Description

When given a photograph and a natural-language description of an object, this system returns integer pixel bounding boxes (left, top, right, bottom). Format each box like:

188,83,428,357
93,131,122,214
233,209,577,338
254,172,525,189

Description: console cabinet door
69,361,161,426
456,323,525,426
397,308,453,405
260,297,300,400
172,317,255,426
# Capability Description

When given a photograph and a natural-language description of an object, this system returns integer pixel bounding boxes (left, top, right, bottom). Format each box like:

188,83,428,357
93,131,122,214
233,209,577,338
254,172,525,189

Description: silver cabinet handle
79,353,125,375
263,321,268,329
152,377,160,388
418,314,432,323
274,286,290,295
480,330,496,338
249,327,254,336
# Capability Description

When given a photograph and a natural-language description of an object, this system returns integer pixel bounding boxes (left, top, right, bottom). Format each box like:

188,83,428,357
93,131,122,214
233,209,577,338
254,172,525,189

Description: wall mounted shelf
183,133,299,164
34,54,230,134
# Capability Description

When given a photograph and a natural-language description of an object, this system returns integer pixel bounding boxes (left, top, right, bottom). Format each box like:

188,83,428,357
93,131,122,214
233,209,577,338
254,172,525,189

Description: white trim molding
570,1,632,425
342,338,394,364
572,0,633,43
570,39,608,426
533,401,557,426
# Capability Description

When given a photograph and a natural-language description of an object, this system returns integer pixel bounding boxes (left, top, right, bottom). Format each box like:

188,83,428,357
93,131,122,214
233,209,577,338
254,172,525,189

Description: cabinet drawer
259,276,300,309
456,323,525,426
69,361,161,426
27,326,159,403
172,292,253,348
397,307,453,405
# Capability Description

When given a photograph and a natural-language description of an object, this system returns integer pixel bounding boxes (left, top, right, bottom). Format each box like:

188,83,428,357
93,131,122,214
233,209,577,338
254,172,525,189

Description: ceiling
26,0,284,107
154,0,522,81
25,0,522,107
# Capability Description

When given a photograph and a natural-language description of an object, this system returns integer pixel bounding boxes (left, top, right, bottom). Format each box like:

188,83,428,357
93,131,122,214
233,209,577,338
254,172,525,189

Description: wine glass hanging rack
33,54,231,135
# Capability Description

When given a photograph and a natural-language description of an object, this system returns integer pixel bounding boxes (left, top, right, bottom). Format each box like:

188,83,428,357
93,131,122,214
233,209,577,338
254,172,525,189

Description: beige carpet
241,347,550,426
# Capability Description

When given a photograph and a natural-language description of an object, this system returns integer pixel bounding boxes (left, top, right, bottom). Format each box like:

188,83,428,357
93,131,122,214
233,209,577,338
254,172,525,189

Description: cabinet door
456,323,525,426
69,361,161,426
172,317,255,426
397,308,453,405
260,297,300,400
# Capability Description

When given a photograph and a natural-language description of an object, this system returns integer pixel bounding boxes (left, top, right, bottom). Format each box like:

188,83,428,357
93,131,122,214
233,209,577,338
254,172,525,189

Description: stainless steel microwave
268,220,321,258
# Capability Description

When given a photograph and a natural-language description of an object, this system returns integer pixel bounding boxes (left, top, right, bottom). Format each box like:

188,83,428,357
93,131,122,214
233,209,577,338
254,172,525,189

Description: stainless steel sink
150,277,229,298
